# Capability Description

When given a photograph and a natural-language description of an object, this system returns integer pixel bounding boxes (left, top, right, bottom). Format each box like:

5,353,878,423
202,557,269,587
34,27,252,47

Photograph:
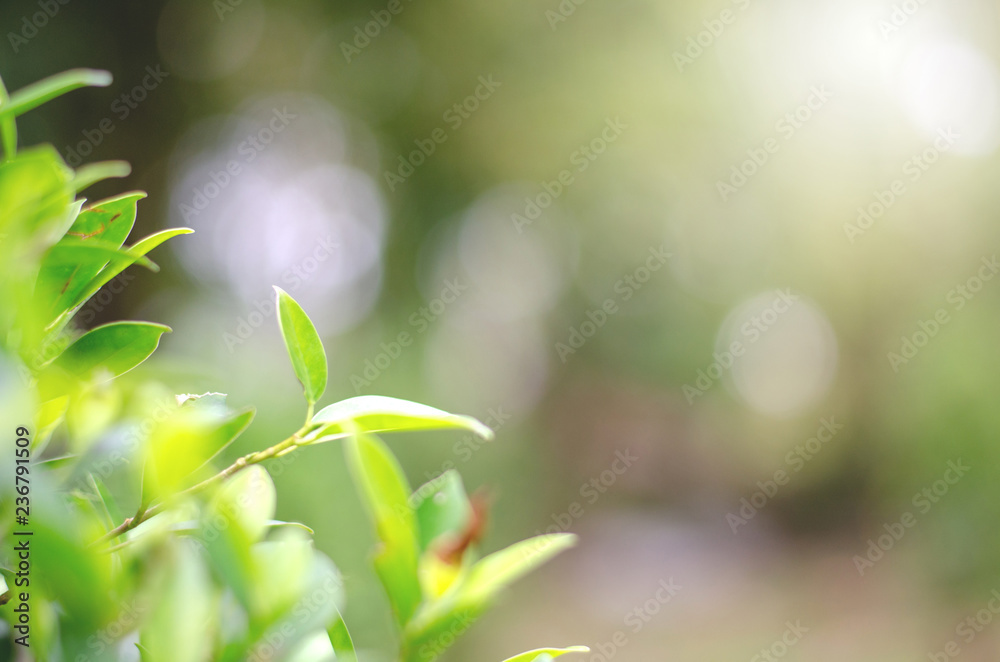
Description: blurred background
2,0,1000,658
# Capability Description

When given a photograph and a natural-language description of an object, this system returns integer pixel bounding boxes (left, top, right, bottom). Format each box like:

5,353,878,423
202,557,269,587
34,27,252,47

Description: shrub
0,69,587,662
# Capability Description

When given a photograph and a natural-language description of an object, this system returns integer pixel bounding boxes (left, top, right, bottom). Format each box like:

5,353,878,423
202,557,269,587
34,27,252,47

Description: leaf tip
88,69,114,87
469,417,495,441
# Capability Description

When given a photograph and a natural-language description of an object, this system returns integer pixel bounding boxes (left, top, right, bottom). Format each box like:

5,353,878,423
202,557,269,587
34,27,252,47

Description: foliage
0,70,587,662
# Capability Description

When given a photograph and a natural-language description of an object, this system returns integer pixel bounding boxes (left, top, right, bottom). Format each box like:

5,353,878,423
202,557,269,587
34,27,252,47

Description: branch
91,429,304,549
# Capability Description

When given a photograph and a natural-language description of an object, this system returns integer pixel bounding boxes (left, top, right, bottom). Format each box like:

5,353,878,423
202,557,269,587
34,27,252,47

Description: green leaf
413,470,472,552
0,69,112,120
460,533,578,603
176,391,228,413
500,647,590,662
89,473,123,530
45,227,193,335
305,396,494,444
139,541,215,662
274,287,328,406
41,237,155,270
222,547,344,662
71,160,131,192
0,146,73,237
37,235,155,323
141,407,255,504
212,466,276,542
34,191,147,323
328,608,358,662
87,227,192,287
53,321,169,381
70,192,144,247
345,432,422,628
250,531,314,622
196,407,255,469
126,517,314,542
0,74,16,158
402,534,578,661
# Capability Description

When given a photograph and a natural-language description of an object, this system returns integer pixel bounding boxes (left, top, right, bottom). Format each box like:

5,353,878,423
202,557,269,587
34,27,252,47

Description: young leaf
44,227,193,334
226,548,344,661
139,541,215,662
274,286,327,407
413,472,475,598
413,470,472,552
141,408,255,505
40,237,155,272
193,407,256,470
72,192,145,245
305,396,494,444
212,466,276,543
402,534,579,660
0,74,15,158
126,518,313,541
53,321,170,381
176,391,228,413
327,607,358,662
344,432,422,628
89,473,123,530
0,146,74,237
500,647,590,662
37,228,155,322
71,160,131,192
460,533,578,604
0,69,112,119
250,531,314,623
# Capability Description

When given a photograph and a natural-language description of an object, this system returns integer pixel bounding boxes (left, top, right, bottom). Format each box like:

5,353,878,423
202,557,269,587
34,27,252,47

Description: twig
90,428,305,549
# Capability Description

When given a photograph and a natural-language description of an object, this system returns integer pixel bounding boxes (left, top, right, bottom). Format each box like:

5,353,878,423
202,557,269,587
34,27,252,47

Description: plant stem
91,429,304,548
